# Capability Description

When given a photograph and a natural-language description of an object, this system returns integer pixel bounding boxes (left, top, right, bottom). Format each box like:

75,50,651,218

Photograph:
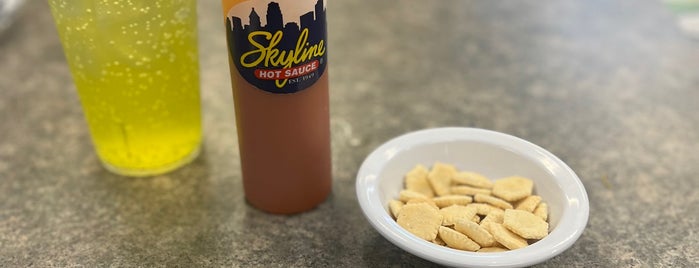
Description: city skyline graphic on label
225,0,327,94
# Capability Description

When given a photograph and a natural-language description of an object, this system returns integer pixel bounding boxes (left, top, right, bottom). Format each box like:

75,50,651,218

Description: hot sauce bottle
221,0,331,214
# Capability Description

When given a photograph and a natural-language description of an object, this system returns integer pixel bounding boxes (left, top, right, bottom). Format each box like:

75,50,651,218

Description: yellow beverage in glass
48,0,202,176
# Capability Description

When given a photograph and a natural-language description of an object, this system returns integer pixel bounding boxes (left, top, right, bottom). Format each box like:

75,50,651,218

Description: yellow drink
48,0,202,176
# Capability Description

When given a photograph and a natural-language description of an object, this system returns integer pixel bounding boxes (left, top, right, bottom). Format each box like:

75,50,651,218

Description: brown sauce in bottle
231,70,331,214
222,0,332,214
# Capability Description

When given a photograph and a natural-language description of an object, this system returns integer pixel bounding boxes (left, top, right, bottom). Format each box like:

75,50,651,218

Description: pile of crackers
388,162,550,252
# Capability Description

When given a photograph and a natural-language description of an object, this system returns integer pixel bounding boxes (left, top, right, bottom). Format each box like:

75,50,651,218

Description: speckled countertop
1,1,698,267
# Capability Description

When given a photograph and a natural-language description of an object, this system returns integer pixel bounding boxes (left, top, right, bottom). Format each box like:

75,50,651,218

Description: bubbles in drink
49,0,201,175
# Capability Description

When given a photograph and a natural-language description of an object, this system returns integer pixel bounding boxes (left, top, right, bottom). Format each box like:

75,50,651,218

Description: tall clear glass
48,0,202,176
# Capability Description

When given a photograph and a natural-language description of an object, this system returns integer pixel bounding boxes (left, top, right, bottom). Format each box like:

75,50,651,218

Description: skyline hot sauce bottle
221,0,332,214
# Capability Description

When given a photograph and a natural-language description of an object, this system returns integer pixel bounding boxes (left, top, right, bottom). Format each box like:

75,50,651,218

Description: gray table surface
1,0,698,267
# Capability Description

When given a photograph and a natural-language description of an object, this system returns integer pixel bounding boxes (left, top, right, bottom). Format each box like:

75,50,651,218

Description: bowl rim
355,127,589,268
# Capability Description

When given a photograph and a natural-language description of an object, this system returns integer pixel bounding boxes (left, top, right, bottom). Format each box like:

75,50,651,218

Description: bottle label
223,0,327,94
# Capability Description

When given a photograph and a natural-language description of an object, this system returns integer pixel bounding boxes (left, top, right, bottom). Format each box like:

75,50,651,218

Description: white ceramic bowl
356,127,589,268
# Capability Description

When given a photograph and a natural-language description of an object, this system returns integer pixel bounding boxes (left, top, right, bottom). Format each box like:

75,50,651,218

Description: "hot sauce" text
240,28,325,88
